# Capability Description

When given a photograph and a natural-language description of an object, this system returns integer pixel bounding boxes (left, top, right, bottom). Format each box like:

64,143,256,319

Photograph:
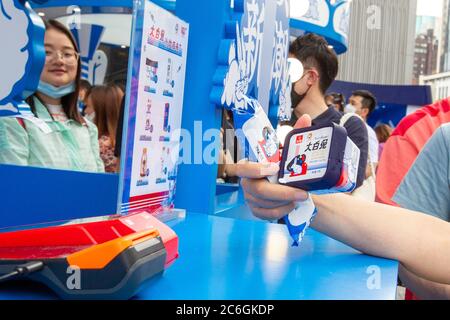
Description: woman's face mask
37,80,75,99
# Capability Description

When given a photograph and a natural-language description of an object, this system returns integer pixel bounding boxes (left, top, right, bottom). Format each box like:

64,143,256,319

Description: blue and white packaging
284,195,317,247
237,97,317,247
278,124,360,195
278,124,347,190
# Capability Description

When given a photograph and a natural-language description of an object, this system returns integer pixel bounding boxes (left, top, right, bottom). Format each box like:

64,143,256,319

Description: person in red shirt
375,98,450,205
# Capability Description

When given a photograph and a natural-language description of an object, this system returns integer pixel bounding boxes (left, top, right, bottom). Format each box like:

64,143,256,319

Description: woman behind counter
0,20,104,173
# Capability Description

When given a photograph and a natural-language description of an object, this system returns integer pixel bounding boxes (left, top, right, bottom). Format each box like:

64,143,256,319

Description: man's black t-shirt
289,107,369,188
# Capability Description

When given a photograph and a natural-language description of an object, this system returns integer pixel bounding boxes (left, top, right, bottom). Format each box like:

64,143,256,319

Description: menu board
118,0,189,214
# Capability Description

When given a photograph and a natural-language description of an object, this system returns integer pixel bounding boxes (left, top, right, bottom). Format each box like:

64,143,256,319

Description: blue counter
0,211,398,300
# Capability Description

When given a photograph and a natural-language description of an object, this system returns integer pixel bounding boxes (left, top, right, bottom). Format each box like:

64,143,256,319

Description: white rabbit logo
0,0,47,116
221,0,264,114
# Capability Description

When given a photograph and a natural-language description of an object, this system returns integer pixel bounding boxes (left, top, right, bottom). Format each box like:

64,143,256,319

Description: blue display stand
174,0,229,214
175,0,293,214
19,0,355,219
0,0,120,229
0,164,118,229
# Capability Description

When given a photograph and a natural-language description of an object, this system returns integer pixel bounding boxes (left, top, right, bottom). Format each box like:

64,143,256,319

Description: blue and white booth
1,0,297,219
0,0,400,300
1,0,356,221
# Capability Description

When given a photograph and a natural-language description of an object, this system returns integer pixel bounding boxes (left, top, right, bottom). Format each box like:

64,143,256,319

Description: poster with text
118,0,189,214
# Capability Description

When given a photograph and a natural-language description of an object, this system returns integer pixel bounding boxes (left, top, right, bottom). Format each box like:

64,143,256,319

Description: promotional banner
269,0,291,122
118,0,189,214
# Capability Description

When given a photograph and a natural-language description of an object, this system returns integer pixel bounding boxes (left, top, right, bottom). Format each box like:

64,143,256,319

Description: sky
416,0,443,17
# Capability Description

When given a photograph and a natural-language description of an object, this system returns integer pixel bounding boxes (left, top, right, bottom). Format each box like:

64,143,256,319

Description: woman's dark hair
27,19,84,124
80,79,92,95
89,84,124,147
375,124,393,143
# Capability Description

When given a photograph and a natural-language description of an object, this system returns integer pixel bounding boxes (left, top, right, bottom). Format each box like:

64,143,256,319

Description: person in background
86,84,123,173
0,19,104,172
288,34,368,189
325,92,345,113
78,79,92,115
393,123,450,222
374,123,393,159
376,97,450,206
346,90,379,173
218,109,239,183
83,91,96,122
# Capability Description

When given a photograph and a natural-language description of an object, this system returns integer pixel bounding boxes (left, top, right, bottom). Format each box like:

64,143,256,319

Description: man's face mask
288,58,311,109
344,103,356,114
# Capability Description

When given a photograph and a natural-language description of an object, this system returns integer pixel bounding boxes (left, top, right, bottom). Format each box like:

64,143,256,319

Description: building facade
337,0,417,85
420,71,450,102
413,29,439,84
440,0,450,72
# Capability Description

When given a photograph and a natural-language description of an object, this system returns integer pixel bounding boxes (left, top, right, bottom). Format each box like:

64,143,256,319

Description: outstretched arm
237,162,450,286
311,193,450,285
235,114,450,288
398,265,450,300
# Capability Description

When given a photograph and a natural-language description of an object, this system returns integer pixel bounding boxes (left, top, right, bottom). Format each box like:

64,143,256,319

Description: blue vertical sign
211,0,291,123
269,0,291,125
210,0,292,150
175,0,291,214
175,0,231,214
213,0,266,126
